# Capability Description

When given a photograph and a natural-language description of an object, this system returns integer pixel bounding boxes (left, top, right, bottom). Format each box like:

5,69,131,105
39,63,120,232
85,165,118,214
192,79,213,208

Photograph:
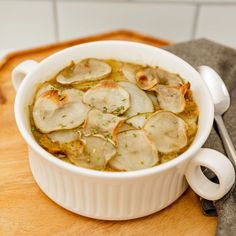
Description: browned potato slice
144,111,188,153
136,68,159,90
109,130,159,171
83,109,124,142
118,81,154,117
56,59,112,84
39,134,62,153
83,80,130,115
36,83,57,99
33,88,89,133
67,136,116,170
153,83,189,113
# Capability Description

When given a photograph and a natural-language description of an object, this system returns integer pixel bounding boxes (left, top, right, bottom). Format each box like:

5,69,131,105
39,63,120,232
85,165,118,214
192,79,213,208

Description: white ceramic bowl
12,41,235,220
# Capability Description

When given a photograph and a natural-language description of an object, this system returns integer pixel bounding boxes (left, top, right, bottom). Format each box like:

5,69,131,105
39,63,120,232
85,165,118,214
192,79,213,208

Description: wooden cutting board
0,30,216,236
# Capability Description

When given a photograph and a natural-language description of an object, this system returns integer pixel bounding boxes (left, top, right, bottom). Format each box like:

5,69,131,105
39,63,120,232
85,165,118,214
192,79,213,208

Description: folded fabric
163,39,236,236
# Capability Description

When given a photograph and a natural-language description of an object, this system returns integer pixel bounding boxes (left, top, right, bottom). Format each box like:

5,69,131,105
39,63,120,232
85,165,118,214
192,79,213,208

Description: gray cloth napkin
162,39,236,236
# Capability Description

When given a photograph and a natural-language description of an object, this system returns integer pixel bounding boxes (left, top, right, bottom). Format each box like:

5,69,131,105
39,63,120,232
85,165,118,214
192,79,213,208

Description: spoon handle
214,115,236,165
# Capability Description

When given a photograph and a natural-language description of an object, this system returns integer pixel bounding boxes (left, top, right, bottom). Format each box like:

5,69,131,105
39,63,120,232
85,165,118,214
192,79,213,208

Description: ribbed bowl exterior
29,148,189,220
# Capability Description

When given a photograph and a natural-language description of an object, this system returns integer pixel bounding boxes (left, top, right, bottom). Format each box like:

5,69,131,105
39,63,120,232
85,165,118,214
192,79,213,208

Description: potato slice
33,88,89,133
118,123,135,133
154,83,189,113
121,64,140,83
109,130,158,171
56,59,112,84
144,111,188,153
136,67,159,90
83,109,124,142
36,83,57,99
146,91,159,109
156,68,184,86
67,136,116,170
39,130,81,154
47,129,80,144
126,113,152,129
118,81,154,117
83,80,130,115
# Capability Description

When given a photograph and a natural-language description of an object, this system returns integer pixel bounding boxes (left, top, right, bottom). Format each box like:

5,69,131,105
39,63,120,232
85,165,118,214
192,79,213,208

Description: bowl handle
185,148,235,200
12,60,38,91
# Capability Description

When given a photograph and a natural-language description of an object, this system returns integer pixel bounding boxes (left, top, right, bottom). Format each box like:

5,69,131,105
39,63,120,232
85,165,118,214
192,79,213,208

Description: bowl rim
14,40,214,179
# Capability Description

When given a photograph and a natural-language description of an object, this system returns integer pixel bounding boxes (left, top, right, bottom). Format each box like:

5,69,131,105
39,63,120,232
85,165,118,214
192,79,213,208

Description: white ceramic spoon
198,65,236,165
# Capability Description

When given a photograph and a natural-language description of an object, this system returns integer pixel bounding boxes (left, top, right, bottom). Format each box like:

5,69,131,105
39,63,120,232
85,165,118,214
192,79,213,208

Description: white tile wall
195,5,236,48
0,1,55,49
57,2,196,42
135,0,236,2
0,0,236,50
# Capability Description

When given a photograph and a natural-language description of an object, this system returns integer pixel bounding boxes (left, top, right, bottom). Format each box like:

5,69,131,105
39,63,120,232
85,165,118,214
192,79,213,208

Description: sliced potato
146,91,160,109
136,67,159,90
118,81,154,117
154,83,189,113
31,58,198,172
56,59,112,84
36,83,57,99
121,63,140,83
118,122,135,133
156,68,184,86
83,109,124,141
144,111,188,153
33,88,89,133
126,113,152,129
67,136,116,170
83,80,130,114
109,130,159,171
47,129,80,144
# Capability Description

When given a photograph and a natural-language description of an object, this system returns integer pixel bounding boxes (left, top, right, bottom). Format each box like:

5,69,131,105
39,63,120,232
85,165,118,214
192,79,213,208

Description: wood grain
0,30,216,236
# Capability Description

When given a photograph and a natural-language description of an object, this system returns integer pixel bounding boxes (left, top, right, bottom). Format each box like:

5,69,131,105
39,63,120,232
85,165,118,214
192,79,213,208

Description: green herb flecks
113,105,125,115
90,128,98,135
105,133,113,140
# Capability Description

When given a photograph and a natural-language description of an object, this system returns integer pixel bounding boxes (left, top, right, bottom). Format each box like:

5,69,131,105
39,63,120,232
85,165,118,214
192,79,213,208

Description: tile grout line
52,0,59,42
191,3,200,39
